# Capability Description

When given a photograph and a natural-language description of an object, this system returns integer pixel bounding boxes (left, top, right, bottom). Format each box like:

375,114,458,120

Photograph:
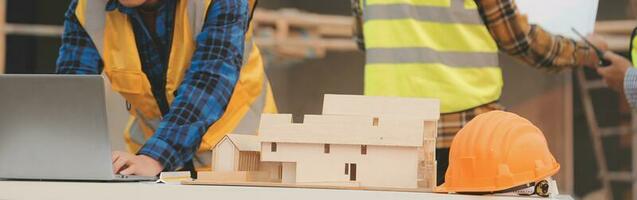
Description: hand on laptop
112,151,163,176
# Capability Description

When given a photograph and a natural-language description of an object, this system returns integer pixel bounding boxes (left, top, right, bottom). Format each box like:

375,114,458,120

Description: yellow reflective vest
74,0,277,160
363,0,503,113
632,27,637,66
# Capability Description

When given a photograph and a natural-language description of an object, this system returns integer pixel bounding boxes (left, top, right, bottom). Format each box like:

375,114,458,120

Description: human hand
112,151,163,176
597,52,631,93
584,34,609,68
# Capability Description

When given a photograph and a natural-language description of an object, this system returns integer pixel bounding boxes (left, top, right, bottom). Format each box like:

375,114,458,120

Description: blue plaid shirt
56,0,248,170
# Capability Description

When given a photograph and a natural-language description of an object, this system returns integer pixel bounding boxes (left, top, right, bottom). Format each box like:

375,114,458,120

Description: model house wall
212,137,238,172
259,113,427,189
323,94,439,189
261,142,419,188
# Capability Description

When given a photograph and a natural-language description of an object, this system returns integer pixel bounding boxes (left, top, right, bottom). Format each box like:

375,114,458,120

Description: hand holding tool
572,28,612,67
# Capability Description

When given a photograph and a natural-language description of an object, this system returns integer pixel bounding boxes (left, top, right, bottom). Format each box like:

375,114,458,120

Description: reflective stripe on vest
363,0,503,113
76,0,277,157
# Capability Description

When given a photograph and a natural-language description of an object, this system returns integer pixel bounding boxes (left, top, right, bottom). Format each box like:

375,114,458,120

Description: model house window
361,145,367,155
324,144,331,154
271,142,277,152
345,163,349,175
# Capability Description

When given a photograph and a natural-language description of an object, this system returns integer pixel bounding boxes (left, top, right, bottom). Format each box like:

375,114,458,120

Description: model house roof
215,134,261,152
322,94,440,120
259,114,426,147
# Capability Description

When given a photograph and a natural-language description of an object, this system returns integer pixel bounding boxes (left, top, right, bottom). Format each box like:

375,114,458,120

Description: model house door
349,163,357,181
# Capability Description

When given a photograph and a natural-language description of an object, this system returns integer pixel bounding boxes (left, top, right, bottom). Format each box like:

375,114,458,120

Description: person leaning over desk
55,0,277,176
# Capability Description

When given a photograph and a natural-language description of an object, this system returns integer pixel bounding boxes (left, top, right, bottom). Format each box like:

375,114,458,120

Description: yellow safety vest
363,0,503,113
74,0,277,163
631,27,637,66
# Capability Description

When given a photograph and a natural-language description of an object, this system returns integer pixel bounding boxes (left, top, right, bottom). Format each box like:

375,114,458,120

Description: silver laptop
0,75,155,181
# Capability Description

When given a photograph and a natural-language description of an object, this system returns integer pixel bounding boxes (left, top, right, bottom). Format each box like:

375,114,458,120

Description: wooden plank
317,25,353,37
251,8,357,59
254,38,357,56
593,21,635,52
606,171,633,182
563,73,574,195
595,20,637,34
183,179,433,193
599,125,633,137
595,34,631,52
254,9,353,29
4,24,63,37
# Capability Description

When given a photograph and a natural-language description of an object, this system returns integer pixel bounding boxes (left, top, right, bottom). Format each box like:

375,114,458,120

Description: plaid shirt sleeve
476,0,597,71
624,68,637,109
138,0,248,170
55,0,103,74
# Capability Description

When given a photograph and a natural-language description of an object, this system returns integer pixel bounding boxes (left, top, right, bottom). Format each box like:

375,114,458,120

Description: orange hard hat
436,111,560,193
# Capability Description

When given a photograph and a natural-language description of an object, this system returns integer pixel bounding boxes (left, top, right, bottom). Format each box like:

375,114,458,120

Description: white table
0,181,573,200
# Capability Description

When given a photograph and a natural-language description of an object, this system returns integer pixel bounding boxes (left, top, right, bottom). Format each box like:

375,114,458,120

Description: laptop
0,74,156,181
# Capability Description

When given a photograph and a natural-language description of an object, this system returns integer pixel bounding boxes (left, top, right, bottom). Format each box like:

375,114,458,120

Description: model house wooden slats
417,161,437,189
420,139,436,162
423,121,437,139
238,151,260,171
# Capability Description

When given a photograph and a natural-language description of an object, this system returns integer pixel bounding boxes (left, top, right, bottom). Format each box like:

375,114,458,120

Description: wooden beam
595,20,637,35
594,20,637,52
254,9,353,29
596,34,631,52
4,24,64,37
253,9,358,59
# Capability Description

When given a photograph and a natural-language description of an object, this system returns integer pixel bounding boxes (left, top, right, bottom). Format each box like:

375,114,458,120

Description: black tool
572,28,612,67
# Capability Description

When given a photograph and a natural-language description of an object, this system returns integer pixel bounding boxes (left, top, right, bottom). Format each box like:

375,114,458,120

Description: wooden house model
201,94,439,189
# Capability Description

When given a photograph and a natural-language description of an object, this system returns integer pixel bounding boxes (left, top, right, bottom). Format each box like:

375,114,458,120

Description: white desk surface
0,180,573,200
